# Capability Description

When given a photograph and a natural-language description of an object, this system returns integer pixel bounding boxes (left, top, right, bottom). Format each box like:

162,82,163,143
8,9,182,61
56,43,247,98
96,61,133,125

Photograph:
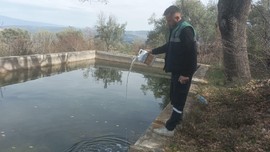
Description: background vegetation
1,0,267,79
0,0,269,151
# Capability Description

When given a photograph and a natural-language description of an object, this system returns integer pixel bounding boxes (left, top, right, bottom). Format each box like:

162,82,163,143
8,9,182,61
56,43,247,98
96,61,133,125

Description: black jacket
152,20,197,77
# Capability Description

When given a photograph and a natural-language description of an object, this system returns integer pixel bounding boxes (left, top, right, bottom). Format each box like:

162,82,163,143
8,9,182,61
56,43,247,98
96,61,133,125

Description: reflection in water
0,60,95,87
92,67,122,89
64,135,130,152
0,58,170,108
141,75,171,109
0,60,171,151
83,66,122,89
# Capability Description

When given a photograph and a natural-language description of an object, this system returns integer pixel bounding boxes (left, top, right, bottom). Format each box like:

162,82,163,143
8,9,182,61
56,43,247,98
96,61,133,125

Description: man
149,5,197,136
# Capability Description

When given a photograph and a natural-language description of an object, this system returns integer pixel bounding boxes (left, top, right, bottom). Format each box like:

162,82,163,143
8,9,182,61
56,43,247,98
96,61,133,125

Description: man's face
165,13,181,28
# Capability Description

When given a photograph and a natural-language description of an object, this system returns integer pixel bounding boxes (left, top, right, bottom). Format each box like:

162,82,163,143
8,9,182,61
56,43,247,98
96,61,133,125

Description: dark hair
163,5,181,16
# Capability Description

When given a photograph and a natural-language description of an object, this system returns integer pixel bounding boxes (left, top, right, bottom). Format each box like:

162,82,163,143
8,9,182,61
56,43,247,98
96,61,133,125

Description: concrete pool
0,58,170,152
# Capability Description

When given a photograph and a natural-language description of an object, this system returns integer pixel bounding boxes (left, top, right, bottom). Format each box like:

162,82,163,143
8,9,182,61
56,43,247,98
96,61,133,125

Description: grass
165,67,270,152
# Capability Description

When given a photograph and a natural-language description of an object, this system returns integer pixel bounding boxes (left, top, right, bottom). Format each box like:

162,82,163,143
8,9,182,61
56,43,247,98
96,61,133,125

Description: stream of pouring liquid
125,56,137,100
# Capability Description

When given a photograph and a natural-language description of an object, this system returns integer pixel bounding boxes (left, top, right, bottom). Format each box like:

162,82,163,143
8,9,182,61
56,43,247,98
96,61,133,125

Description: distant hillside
0,15,66,33
0,15,60,27
0,15,149,42
124,31,149,43
2,25,70,33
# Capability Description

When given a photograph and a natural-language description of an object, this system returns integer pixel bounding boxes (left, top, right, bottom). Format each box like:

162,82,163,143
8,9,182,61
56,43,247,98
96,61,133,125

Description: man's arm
150,43,169,55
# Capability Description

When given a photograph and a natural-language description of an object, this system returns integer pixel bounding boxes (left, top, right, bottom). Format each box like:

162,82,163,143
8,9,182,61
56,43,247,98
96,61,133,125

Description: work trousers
165,73,192,131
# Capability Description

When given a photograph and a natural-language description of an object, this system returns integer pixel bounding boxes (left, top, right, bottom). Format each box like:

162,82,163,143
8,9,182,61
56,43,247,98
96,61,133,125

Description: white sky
0,0,214,30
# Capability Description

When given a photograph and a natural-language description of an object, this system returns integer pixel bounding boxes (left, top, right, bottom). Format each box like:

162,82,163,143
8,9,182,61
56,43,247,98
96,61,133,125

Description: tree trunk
218,0,252,83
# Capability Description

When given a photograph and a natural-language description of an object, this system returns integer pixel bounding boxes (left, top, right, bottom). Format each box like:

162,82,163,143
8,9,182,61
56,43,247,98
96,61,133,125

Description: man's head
163,5,182,28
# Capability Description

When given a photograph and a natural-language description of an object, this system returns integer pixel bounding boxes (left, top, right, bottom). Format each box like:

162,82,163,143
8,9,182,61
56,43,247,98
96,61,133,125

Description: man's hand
178,75,189,84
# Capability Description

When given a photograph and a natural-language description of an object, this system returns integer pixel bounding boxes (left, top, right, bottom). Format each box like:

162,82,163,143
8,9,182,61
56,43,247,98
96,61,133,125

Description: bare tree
218,0,252,83
55,27,87,52
0,28,32,56
32,31,55,54
247,0,270,78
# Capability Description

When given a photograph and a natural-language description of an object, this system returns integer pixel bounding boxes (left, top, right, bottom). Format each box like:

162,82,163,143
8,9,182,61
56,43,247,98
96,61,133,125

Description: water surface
0,61,170,152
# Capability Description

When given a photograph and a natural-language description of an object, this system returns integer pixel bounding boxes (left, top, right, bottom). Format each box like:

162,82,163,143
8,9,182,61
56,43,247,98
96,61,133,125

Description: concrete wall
0,50,164,73
0,50,96,73
0,60,95,87
95,51,164,69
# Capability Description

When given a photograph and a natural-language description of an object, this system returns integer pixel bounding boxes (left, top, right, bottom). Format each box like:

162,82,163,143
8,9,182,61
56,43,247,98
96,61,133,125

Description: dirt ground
165,79,270,152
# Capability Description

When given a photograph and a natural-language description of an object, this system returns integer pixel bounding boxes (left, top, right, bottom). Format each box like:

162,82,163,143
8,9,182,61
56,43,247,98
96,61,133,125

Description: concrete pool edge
0,50,209,84
0,50,165,73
